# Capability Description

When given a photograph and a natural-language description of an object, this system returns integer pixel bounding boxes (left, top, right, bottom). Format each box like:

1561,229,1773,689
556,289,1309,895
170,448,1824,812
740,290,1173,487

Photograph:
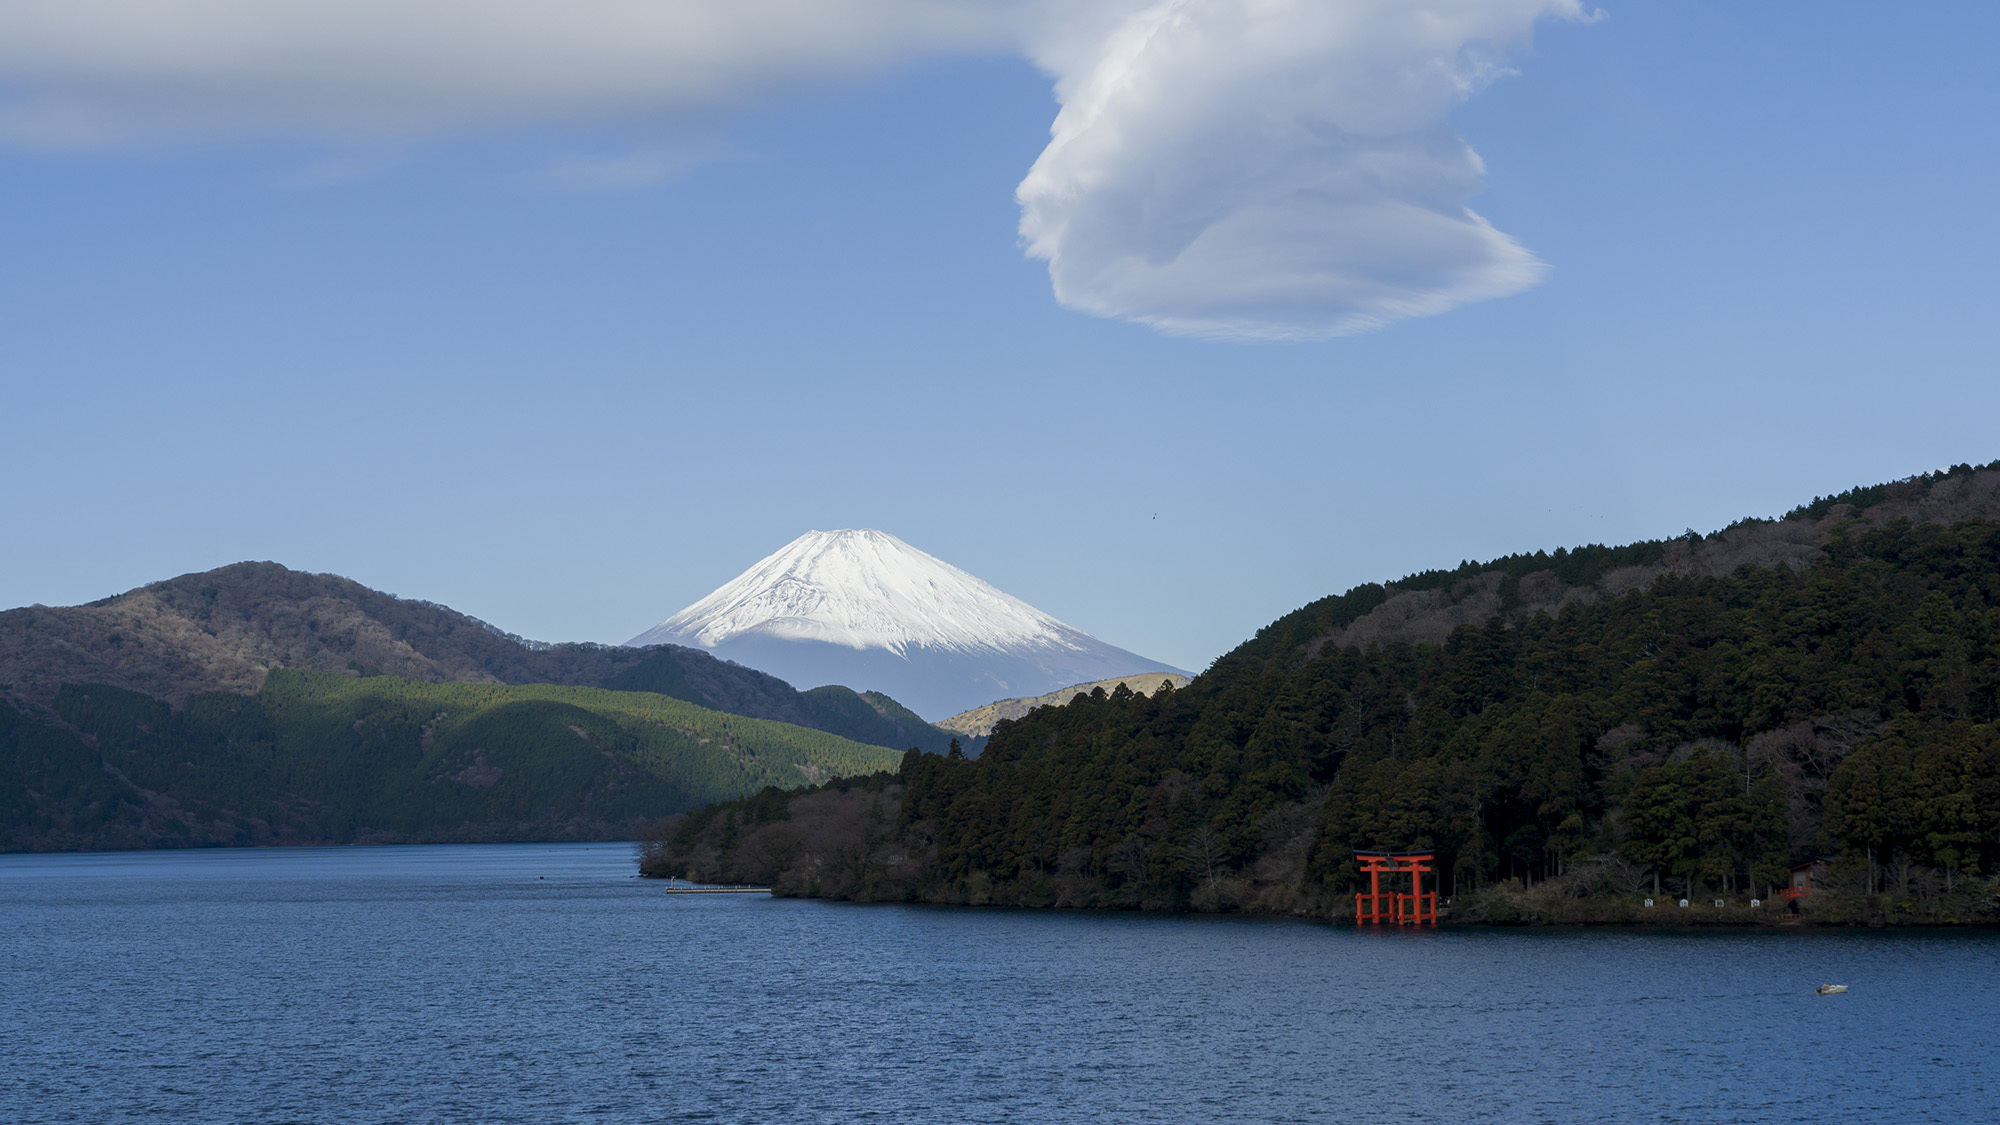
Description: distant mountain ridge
630,529,1183,719
936,673,1193,739
0,562,651,708
606,649,976,756
0,561,965,754
0,564,967,852
1298,462,2000,659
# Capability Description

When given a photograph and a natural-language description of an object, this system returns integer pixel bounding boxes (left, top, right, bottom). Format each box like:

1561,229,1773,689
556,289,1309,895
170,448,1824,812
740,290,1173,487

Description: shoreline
695,876,2000,928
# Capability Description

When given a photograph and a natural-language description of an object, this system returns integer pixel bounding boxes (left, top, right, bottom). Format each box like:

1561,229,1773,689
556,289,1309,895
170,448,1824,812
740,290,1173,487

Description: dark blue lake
3,844,1996,1124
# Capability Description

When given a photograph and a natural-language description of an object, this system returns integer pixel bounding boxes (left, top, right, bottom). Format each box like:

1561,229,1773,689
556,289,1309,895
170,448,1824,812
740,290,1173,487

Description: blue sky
3,1,1997,674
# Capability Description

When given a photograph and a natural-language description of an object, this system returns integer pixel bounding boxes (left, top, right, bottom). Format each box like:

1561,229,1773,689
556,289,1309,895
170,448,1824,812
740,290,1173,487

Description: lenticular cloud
1016,0,1581,339
0,0,1582,339
0,0,1012,142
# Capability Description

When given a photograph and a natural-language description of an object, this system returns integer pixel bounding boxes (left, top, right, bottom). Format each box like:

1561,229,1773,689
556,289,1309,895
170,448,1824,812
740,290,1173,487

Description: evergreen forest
647,466,2000,925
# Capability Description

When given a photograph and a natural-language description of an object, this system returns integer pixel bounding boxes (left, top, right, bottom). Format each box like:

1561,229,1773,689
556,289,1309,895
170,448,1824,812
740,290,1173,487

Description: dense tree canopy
654,508,2000,919
900,516,2000,904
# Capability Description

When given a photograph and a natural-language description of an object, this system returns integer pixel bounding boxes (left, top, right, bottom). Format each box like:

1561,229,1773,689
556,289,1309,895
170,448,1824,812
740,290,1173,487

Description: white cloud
0,0,1582,339
0,0,1014,144
1017,0,1581,339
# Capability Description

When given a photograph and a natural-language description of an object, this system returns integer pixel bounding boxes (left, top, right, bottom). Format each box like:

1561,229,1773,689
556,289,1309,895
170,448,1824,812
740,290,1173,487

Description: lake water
2,844,1996,1124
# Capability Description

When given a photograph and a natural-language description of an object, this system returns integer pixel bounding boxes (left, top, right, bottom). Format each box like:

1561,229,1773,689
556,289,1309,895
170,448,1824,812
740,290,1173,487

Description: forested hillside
1,670,901,851
0,562,653,706
606,651,972,754
646,463,2000,924
0,560,966,755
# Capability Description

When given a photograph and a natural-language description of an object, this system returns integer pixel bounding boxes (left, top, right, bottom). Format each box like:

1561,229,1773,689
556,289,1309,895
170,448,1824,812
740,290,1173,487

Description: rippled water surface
3,844,1997,1124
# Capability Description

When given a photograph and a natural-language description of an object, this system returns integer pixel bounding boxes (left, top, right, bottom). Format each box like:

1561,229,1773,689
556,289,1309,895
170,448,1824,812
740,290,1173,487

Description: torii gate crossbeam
1354,850,1437,926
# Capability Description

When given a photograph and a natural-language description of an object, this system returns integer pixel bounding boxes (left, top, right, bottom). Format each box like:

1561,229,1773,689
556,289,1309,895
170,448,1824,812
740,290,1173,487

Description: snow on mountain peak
630,529,1091,656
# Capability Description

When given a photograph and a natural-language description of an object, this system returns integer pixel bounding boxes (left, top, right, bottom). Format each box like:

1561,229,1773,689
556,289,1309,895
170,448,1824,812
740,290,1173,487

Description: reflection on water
3,844,1996,1124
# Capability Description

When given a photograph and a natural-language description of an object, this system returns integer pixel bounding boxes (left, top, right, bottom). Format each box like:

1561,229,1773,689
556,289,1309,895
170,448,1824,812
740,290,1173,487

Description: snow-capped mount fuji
627,530,1184,720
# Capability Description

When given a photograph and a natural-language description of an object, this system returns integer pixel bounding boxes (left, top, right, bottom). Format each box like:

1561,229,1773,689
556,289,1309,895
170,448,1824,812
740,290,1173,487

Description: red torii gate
1354,850,1437,926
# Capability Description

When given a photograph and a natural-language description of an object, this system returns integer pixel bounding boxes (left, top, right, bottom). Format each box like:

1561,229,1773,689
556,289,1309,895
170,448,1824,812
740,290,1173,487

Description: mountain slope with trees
606,650,971,754
0,561,964,753
644,462,2000,925
2,669,902,851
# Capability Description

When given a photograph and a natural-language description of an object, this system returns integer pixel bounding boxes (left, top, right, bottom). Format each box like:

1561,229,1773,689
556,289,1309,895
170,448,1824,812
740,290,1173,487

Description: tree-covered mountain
0,560,964,752
0,562,973,851
604,648,972,755
0,561,650,706
2,669,902,851
644,462,2000,924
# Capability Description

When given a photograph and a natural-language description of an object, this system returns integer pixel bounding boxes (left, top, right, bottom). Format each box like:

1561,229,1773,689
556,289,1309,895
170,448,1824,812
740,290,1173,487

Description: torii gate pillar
1355,850,1437,926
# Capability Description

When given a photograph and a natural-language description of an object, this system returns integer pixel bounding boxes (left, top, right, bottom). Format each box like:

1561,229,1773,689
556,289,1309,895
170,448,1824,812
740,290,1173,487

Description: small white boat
1816,983,1848,995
